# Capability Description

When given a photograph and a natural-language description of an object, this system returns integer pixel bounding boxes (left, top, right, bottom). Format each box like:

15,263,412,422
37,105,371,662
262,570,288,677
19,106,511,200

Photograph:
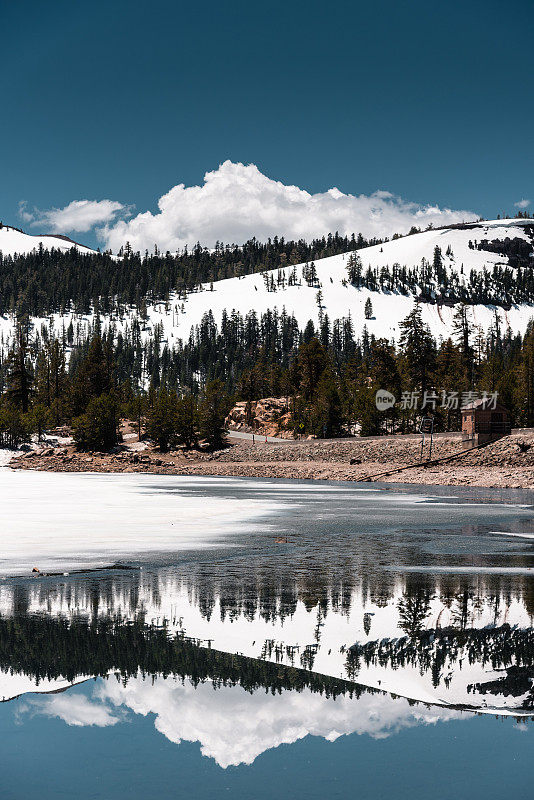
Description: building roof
461,399,508,413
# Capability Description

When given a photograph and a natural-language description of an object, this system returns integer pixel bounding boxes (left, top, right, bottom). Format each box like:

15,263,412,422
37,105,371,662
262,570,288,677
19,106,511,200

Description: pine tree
29,403,53,442
175,393,199,449
71,334,113,414
73,393,120,451
452,303,474,387
311,368,344,437
126,392,148,442
306,261,318,287
347,253,363,286
399,303,436,401
199,380,229,450
6,323,33,413
432,245,444,279
146,386,177,451
293,338,327,401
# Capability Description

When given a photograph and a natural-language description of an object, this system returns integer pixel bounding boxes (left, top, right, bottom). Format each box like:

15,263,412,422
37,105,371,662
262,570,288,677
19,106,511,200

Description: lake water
1,473,533,799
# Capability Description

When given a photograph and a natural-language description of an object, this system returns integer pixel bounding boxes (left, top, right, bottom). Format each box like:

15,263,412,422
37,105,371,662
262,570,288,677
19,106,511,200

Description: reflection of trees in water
524,581,534,619
181,566,377,625
0,614,368,700
2,569,533,711
171,570,533,629
189,560,392,623
394,579,519,639
346,625,534,702
2,569,532,644
397,589,431,636
470,666,534,706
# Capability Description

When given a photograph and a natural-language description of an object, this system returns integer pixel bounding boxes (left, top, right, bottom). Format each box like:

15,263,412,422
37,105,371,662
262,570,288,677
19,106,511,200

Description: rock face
226,397,293,437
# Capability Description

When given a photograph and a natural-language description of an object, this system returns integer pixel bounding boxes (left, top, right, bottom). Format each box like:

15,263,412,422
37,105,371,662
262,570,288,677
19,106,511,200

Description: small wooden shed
461,399,511,446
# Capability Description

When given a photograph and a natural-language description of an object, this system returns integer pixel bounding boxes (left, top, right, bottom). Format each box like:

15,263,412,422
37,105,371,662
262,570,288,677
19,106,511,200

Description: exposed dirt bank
8,433,534,489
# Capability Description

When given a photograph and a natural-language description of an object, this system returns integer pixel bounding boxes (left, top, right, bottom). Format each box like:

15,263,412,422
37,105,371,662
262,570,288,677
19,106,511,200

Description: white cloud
16,674,462,767
18,200,34,223
100,161,477,253
23,692,122,727
97,674,462,768
20,199,129,233
515,198,531,209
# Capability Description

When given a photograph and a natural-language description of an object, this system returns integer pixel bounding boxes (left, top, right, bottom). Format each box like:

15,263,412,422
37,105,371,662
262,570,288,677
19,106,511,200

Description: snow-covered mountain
0,224,95,256
1,218,533,347
164,217,534,342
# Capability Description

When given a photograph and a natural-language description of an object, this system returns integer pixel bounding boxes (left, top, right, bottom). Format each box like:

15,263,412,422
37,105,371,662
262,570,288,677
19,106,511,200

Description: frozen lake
1,471,533,798
2,470,534,577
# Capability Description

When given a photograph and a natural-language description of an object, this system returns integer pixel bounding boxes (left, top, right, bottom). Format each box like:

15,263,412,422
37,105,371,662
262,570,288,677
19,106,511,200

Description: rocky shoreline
8,432,534,490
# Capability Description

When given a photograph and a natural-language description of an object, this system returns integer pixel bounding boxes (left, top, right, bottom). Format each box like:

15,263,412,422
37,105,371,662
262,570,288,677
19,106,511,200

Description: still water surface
1,475,533,798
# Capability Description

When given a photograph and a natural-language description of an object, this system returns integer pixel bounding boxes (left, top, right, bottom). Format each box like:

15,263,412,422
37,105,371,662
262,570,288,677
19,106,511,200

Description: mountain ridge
1,218,533,348
0,223,95,256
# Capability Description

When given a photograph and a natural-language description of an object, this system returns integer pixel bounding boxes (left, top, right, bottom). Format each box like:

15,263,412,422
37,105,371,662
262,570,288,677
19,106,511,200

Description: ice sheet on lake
490,531,534,540
0,471,282,576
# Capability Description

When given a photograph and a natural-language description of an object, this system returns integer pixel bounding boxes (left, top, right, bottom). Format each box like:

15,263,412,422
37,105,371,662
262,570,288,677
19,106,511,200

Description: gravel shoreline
9,433,534,490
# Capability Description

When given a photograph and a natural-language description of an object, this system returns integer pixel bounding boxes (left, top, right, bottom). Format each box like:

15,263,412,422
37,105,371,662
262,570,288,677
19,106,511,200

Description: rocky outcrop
226,397,293,437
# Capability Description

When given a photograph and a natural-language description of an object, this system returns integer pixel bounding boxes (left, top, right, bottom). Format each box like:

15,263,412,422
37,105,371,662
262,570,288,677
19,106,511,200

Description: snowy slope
353,217,533,275
1,218,533,349
0,671,90,703
0,224,95,256
148,217,534,343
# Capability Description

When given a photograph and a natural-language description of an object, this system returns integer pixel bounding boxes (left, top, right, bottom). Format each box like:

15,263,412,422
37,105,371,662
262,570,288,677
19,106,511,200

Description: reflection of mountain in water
0,614,360,698
0,569,533,714
0,613,478,767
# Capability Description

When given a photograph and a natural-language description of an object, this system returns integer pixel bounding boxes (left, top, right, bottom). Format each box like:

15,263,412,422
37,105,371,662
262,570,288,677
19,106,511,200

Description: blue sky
2,0,532,250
